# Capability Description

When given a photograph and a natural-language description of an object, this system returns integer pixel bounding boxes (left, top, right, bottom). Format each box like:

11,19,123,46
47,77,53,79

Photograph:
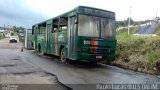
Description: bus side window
61,26,67,31
58,27,62,32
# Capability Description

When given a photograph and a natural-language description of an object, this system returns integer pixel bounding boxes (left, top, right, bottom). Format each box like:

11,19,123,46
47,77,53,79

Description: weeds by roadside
0,34,5,40
113,32,160,75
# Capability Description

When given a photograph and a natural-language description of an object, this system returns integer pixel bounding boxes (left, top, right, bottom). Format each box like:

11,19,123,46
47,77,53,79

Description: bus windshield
78,14,115,39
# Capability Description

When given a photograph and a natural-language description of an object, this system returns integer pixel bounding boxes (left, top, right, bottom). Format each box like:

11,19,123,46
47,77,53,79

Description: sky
0,0,159,28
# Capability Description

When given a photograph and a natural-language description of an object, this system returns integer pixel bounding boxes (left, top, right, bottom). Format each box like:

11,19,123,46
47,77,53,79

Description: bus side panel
37,26,46,52
50,33,54,54
39,35,46,52
58,31,67,54
46,24,52,54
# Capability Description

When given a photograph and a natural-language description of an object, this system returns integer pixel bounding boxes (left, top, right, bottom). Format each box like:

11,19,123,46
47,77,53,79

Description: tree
125,17,134,26
116,21,125,28
116,18,134,28
11,26,25,33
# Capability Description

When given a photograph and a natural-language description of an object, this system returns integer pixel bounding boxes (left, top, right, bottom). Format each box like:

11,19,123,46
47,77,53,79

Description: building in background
24,29,32,49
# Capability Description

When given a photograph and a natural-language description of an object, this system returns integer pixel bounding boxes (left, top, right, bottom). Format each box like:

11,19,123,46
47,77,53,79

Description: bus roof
33,6,115,26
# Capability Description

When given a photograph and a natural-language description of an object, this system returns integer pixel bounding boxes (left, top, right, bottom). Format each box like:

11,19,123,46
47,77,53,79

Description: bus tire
60,48,67,64
90,61,97,65
38,44,41,52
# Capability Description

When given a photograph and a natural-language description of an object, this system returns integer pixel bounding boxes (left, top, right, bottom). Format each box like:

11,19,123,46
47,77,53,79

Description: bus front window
78,15,99,37
100,18,115,39
78,14,115,39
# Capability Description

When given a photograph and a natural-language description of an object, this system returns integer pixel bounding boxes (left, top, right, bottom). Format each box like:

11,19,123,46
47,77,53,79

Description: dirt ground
0,72,56,84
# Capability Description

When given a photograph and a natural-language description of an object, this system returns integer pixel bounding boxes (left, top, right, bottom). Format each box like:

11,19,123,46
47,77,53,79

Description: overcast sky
0,0,159,28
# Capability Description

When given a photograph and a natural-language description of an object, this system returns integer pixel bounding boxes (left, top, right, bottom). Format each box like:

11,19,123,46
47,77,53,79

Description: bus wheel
60,48,67,64
38,44,41,52
90,61,97,65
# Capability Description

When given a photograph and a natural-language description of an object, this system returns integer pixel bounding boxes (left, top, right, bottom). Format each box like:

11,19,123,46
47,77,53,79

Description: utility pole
156,8,158,18
128,7,132,35
4,24,5,31
156,8,158,23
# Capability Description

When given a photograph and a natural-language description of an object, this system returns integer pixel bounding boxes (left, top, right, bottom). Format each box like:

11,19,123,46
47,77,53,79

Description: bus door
45,24,52,53
68,16,77,59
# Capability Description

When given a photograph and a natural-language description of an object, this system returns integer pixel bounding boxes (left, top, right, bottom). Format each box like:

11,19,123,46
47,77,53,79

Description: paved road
0,38,22,49
1,38,160,90
0,38,70,90
22,51,160,84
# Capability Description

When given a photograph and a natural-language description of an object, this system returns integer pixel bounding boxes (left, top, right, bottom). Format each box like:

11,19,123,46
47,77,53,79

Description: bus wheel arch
105,59,111,65
60,45,67,64
38,43,41,52
31,42,33,48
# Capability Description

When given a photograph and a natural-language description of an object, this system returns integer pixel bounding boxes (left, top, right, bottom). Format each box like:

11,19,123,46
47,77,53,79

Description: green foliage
116,32,132,41
147,50,159,68
116,19,151,29
116,32,160,70
116,21,125,28
0,33,5,40
154,24,160,36
11,26,25,33
115,44,121,58
116,17,134,28
126,17,134,25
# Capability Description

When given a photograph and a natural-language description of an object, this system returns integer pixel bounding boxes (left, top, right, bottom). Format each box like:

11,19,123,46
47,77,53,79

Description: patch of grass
115,31,160,74
147,51,159,68
116,32,132,41
0,34,5,40
154,24,160,36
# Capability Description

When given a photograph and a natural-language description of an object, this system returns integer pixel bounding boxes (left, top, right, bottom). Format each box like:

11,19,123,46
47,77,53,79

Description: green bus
32,6,116,64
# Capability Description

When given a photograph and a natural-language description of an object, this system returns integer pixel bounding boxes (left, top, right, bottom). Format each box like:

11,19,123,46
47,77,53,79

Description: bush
115,33,160,72
0,33,5,40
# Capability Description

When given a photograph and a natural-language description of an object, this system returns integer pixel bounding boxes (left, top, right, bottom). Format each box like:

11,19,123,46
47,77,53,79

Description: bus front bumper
75,53,115,62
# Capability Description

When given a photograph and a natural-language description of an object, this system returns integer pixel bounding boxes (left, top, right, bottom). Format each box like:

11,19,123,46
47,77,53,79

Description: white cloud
0,0,159,28
25,0,160,21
